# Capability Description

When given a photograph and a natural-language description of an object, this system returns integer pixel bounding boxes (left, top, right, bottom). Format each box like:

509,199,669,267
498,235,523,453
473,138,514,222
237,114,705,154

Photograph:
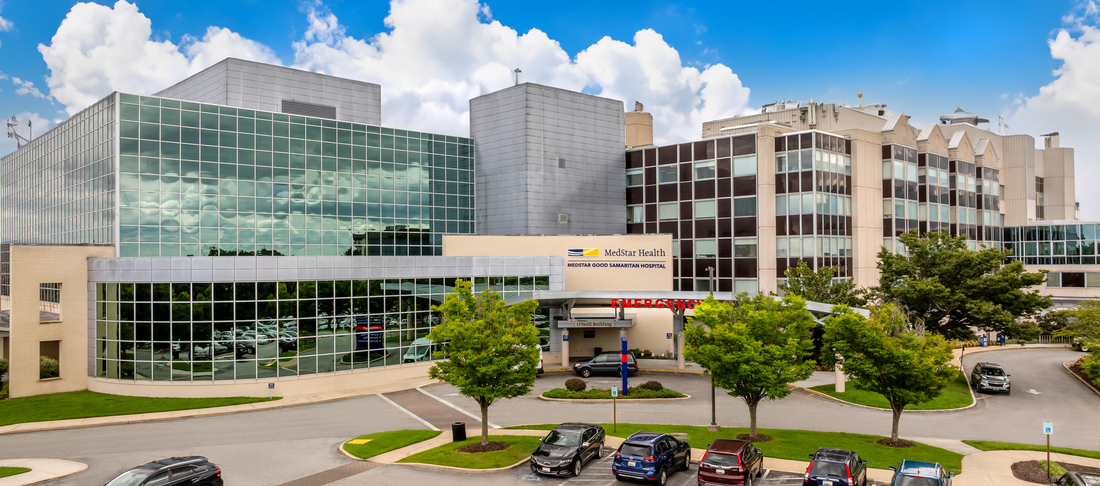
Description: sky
1,0,1099,217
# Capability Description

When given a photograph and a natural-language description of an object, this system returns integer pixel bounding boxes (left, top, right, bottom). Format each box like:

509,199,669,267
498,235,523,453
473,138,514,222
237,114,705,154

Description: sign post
621,337,629,397
268,382,275,400
611,386,618,432
1044,422,1054,482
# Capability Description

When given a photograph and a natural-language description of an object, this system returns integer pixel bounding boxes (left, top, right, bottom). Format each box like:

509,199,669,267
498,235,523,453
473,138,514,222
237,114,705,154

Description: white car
403,338,434,363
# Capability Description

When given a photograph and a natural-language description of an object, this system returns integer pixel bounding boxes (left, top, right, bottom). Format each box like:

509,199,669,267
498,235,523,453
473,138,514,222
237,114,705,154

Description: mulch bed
1012,460,1100,484
1068,362,1100,394
736,434,774,443
456,441,511,453
876,438,916,448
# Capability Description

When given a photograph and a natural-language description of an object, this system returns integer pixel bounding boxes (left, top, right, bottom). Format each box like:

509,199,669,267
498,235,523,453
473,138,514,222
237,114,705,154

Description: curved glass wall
95,276,550,381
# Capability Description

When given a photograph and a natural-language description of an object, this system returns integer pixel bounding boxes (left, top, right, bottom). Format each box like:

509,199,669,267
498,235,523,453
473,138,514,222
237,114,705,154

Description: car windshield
980,368,1005,376
543,430,581,447
105,470,155,486
620,444,651,458
896,475,941,486
809,460,848,477
703,452,740,467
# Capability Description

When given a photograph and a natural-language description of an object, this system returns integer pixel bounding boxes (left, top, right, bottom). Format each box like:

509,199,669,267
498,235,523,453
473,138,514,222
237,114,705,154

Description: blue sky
2,0,1099,215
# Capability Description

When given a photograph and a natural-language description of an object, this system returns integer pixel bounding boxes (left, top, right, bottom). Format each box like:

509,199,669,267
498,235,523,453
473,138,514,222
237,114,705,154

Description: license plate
628,461,637,467
716,469,725,474
541,467,550,473
824,481,833,486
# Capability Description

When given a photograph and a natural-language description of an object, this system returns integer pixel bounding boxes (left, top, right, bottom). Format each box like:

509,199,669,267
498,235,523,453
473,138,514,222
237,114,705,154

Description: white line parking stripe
377,394,440,431
415,387,502,428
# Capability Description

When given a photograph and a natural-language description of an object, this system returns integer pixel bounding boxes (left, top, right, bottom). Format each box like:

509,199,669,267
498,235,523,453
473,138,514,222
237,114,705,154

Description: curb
538,394,692,403
0,459,88,486
394,456,530,474
1062,360,1100,398
790,384,978,414
338,442,363,461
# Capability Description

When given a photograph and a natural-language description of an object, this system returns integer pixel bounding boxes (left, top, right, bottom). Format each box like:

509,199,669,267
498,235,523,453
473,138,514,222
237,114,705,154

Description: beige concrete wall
757,126,781,293
625,111,653,149
443,235,673,291
1001,134,1037,226
836,129,883,288
1040,147,1076,221
9,245,114,398
88,361,437,398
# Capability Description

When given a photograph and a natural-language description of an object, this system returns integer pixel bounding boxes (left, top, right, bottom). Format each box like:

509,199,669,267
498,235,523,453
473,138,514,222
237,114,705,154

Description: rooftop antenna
998,115,1009,135
6,116,32,148
858,92,863,107
514,68,522,86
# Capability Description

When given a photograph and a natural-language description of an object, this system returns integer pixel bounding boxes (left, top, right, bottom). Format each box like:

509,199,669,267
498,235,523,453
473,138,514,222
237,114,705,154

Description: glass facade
775,131,853,279
1004,223,1100,266
94,276,550,381
116,93,475,258
0,95,117,295
625,135,759,293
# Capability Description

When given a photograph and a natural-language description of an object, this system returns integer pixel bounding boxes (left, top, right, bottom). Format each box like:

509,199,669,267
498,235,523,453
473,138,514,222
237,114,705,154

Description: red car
698,439,765,486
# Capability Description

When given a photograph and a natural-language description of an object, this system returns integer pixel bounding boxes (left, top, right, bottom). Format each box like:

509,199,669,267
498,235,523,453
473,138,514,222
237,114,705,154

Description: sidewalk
0,459,86,486
952,343,1069,367
0,376,441,436
954,450,1100,486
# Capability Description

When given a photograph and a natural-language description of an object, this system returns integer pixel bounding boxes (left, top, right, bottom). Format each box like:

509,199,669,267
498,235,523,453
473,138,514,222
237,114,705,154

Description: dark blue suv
612,431,691,485
888,460,954,486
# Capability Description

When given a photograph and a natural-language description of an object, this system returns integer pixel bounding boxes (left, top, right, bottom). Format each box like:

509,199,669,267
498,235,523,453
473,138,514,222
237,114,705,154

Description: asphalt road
1,347,1093,485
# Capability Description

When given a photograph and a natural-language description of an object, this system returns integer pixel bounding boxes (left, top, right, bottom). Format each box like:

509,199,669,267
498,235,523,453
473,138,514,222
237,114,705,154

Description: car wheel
758,464,764,477
657,467,668,485
581,368,591,378
746,473,753,486
1006,389,1011,396
573,459,582,477
682,452,691,470
598,442,605,458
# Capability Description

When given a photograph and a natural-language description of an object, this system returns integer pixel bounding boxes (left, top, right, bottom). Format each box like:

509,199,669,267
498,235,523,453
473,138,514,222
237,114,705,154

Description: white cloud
38,0,279,116
11,76,50,100
1007,3,1100,219
0,1,13,33
291,0,751,142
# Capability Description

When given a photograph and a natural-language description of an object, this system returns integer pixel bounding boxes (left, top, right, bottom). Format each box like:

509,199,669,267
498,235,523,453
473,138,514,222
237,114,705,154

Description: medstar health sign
565,248,668,269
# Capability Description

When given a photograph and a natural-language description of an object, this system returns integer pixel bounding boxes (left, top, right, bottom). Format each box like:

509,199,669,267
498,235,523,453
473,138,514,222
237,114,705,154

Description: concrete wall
470,83,626,235
155,58,382,125
8,245,114,398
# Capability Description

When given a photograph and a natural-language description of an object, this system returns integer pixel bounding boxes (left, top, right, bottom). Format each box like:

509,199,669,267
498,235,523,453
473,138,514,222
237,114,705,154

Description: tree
875,230,1051,338
822,304,956,442
779,260,867,307
684,294,816,437
1054,300,1100,350
427,280,540,445
1004,322,1041,345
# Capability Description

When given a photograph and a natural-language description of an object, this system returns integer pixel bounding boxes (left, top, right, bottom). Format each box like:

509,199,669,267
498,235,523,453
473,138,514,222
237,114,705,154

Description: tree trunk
890,403,903,440
748,400,759,437
480,399,490,445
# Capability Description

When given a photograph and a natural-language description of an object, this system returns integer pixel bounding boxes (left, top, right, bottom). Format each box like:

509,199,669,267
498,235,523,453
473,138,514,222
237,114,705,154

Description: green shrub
565,378,586,392
39,356,59,379
1040,461,1067,477
543,386,686,399
0,358,7,382
1081,354,1100,388
639,380,664,391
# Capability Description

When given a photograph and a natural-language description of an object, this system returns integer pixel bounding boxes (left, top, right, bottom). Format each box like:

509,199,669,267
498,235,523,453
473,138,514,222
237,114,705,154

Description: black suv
804,448,867,486
970,362,1011,394
105,456,222,486
573,352,638,378
1053,471,1100,486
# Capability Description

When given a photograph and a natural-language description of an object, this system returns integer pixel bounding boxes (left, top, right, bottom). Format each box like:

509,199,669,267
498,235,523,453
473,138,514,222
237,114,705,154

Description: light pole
707,266,719,432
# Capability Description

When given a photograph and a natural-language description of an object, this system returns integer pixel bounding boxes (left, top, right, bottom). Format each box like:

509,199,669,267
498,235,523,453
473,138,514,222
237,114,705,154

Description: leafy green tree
1004,322,1041,345
822,304,956,441
1054,300,1100,351
427,280,540,445
779,260,867,307
1036,309,1073,335
0,358,8,386
40,356,60,379
875,230,1051,338
684,294,816,436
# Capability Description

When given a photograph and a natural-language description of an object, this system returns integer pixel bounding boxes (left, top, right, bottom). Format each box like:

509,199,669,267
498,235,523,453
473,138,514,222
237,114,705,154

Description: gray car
970,361,1011,394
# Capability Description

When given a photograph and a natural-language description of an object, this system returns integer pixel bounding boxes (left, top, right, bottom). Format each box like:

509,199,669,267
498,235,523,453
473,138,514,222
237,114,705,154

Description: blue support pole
621,336,629,397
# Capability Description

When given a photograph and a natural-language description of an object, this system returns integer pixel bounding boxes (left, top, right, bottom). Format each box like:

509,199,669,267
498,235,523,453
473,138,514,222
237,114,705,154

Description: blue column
621,336,628,397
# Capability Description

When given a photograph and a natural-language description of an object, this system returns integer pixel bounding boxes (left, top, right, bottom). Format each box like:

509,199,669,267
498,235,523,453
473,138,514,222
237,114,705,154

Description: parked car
403,338,435,363
970,362,1011,394
1071,337,1092,352
1052,471,1100,486
889,460,954,486
529,423,606,477
104,456,222,486
804,448,867,486
573,351,638,378
235,342,256,359
612,431,691,485
698,439,764,486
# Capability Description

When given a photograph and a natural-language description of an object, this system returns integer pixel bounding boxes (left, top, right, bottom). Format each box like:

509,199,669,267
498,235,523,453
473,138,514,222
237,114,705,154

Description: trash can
594,347,603,356
452,422,466,442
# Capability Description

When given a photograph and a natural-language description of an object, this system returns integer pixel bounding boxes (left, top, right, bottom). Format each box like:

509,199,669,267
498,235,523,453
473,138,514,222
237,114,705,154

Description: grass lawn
0,390,276,427
963,440,1100,460
810,373,972,411
511,424,963,473
397,435,542,469
542,387,686,399
343,429,442,459
0,467,31,478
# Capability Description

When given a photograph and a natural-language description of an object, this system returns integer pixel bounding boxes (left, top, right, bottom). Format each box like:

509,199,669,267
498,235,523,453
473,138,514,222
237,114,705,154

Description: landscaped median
0,390,276,428
541,378,688,400
396,435,543,469
963,440,1100,460
512,423,964,473
342,430,442,460
809,373,973,411
0,467,31,479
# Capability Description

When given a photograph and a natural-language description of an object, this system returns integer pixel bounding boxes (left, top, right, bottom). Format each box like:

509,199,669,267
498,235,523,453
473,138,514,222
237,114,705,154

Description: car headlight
980,380,989,385
557,459,572,466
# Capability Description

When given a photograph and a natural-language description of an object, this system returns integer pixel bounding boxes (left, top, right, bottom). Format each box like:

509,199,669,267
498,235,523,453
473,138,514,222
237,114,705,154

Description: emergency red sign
610,298,700,310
